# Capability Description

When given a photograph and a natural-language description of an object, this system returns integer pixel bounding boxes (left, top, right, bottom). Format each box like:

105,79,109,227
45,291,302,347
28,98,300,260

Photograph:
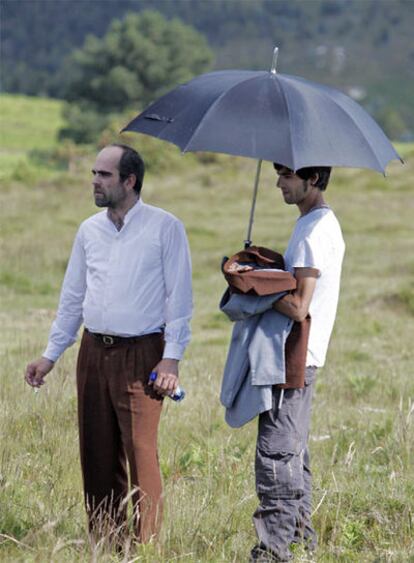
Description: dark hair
111,143,145,194
273,163,331,191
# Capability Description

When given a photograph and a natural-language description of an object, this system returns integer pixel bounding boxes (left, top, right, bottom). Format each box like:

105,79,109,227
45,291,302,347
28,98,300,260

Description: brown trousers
76,329,164,543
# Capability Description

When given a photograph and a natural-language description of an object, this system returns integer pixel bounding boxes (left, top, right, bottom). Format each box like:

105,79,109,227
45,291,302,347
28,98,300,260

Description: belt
85,328,162,346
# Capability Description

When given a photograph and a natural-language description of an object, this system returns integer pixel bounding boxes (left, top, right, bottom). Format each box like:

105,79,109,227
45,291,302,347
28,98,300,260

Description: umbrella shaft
245,159,262,248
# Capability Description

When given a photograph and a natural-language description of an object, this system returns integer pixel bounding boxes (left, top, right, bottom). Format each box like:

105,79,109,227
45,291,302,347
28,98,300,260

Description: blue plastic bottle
149,372,186,402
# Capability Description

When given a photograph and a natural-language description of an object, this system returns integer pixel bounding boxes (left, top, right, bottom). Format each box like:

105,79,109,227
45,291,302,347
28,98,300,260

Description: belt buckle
102,335,115,345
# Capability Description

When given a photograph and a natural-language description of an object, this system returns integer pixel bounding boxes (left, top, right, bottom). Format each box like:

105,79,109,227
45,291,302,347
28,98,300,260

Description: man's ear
125,174,137,192
311,173,319,187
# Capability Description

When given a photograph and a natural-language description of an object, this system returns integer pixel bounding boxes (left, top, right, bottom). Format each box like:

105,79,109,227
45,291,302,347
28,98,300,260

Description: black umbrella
123,48,402,245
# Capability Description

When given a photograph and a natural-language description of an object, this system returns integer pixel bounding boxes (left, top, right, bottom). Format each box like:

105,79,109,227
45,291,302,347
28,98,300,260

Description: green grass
0,94,64,151
1,95,414,562
0,94,65,180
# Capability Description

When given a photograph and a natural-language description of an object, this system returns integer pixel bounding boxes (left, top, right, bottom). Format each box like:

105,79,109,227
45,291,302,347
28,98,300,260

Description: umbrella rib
181,72,266,153
330,99,389,171
278,75,399,172
272,77,296,170
314,88,392,172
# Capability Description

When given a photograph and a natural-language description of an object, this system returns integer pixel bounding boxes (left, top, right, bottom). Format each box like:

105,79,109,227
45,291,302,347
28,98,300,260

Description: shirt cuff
163,341,185,361
43,343,64,363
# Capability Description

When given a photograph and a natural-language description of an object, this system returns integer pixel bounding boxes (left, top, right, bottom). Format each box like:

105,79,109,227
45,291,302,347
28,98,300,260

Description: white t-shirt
284,207,345,367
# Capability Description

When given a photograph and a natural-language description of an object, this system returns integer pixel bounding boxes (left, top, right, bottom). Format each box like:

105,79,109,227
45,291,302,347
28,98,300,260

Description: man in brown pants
25,144,192,545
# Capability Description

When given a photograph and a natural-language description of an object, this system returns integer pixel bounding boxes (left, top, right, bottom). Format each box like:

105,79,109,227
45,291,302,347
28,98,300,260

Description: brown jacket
222,246,310,389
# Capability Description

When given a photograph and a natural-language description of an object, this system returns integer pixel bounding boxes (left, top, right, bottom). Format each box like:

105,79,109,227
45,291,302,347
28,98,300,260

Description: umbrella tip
270,47,279,75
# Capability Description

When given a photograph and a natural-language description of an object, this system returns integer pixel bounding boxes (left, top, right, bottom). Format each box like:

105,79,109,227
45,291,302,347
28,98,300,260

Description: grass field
0,94,413,562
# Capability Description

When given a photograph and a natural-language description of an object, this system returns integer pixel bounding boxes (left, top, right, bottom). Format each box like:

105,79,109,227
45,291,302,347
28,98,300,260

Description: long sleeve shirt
43,198,192,362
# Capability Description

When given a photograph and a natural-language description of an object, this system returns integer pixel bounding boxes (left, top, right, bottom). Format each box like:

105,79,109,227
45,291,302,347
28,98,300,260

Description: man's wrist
161,355,181,364
163,341,185,360
41,356,55,365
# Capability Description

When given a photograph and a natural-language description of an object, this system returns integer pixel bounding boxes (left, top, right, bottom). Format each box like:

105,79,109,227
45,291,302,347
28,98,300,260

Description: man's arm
150,219,192,396
273,267,319,322
25,228,87,388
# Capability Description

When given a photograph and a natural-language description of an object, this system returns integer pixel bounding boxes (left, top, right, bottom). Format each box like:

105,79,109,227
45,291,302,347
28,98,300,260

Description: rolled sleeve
290,236,324,272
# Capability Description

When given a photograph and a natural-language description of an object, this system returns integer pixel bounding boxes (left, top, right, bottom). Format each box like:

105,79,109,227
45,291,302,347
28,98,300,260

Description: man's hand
149,358,179,396
25,357,55,388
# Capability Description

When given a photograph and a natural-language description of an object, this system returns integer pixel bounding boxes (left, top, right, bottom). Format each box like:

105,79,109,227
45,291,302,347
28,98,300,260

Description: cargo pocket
255,431,304,500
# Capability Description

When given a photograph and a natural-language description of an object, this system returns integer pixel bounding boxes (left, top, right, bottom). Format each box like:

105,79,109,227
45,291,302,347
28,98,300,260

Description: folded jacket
223,246,296,296
222,246,310,390
220,288,292,427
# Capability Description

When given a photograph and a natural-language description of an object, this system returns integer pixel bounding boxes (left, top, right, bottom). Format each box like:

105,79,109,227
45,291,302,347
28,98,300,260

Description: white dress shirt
44,199,192,362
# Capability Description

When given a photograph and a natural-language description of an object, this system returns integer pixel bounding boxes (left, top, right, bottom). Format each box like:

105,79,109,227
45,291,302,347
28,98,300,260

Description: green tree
62,10,213,113
60,10,212,143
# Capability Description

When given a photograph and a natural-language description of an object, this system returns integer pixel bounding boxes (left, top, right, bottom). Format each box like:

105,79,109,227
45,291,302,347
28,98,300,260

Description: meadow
0,94,413,562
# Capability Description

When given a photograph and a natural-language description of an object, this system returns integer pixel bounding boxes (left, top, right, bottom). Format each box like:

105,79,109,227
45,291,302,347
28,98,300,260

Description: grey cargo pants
253,367,317,561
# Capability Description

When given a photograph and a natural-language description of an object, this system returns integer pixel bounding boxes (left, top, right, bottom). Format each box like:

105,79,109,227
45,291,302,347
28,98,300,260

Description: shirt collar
123,197,143,225
106,197,143,228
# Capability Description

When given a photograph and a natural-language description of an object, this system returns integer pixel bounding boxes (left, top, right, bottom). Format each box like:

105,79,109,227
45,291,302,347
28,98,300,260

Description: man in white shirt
251,164,345,562
25,144,192,545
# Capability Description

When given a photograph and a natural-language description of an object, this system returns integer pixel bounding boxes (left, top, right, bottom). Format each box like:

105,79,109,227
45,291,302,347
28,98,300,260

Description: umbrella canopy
123,48,402,246
123,68,401,174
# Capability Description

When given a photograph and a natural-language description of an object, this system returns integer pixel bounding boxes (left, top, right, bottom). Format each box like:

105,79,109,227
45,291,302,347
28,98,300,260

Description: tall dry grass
0,95,413,561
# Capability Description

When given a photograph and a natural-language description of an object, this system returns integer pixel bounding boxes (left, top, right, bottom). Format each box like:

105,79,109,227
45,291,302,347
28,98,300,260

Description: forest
1,0,414,139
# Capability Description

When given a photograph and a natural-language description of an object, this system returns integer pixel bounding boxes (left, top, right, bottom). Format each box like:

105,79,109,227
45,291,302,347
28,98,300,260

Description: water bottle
149,371,186,402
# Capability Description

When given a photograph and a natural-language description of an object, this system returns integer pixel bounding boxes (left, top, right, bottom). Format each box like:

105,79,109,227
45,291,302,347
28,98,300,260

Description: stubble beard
94,187,121,209
94,183,131,209
291,181,310,206
94,196,110,208
281,191,297,205
93,188,111,208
